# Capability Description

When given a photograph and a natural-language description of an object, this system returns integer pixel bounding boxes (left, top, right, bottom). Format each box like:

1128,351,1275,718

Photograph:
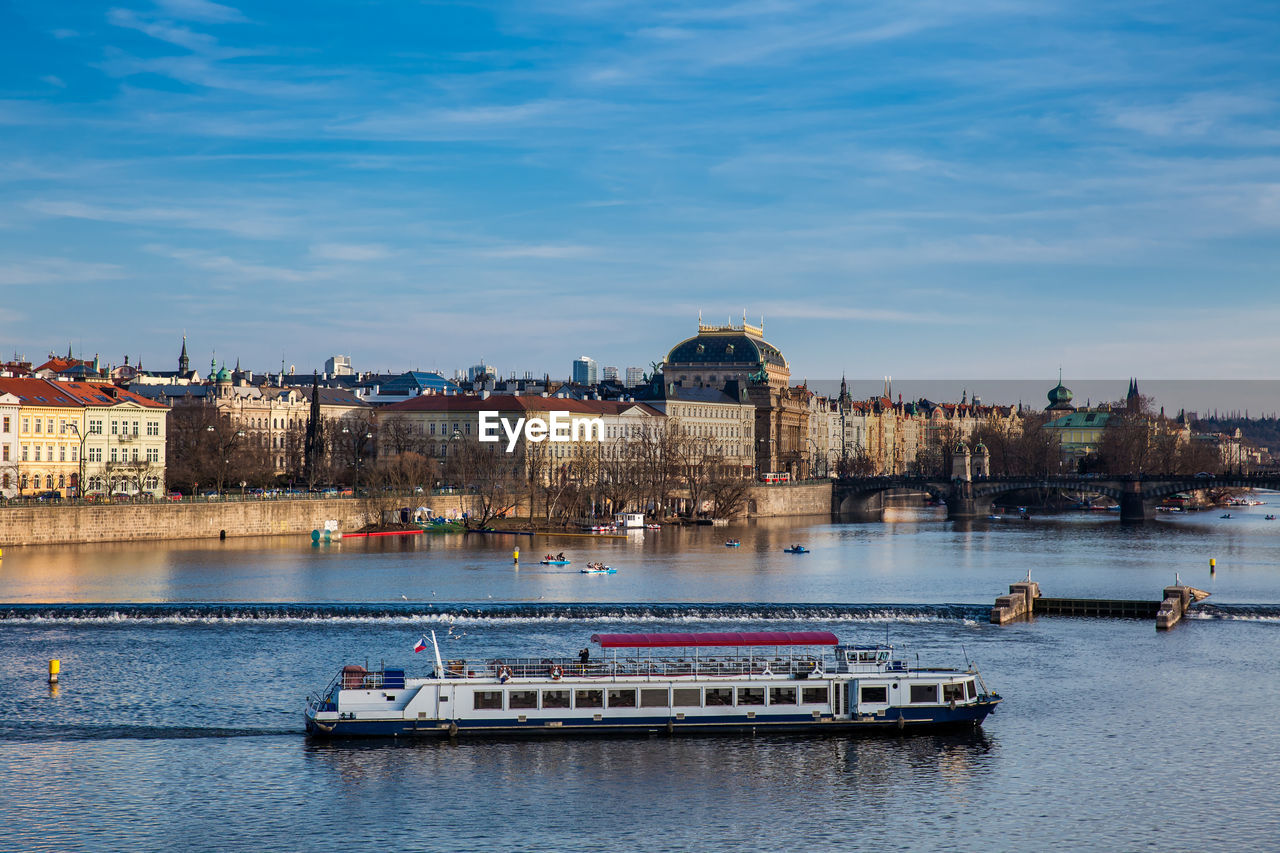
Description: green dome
1047,381,1074,409
216,365,232,382
666,332,786,368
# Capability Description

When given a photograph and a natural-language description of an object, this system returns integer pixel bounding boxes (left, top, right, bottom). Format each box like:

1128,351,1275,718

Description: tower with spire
1126,378,1141,413
178,335,189,375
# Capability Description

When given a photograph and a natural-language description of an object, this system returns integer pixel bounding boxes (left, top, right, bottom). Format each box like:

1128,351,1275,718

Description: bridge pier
835,492,884,522
945,481,987,520
1120,482,1148,523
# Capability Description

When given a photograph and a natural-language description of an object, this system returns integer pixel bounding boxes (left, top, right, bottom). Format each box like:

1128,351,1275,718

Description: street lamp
206,424,245,495
342,426,373,495
67,423,89,500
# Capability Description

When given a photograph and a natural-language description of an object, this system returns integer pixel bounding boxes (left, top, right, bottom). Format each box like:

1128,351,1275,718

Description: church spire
179,335,189,374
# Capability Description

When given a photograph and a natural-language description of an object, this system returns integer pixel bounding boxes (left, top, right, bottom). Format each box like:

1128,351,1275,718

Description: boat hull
305,701,998,739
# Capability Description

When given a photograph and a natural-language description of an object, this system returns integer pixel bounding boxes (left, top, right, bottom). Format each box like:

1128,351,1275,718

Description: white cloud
482,244,596,259
309,243,390,262
0,258,124,286
153,0,247,24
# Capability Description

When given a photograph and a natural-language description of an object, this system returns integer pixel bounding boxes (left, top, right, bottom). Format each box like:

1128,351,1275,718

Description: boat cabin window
966,680,977,699
640,688,668,708
673,688,701,707
575,689,603,709
942,683,965,703
860,686,888,704
542,689,570,709
910,684,939,704
509,690,538,710
769,687,796,705
474,690,503,710
801,686,828,705
737,687,765,706
705,688,733,707
607,689,637,708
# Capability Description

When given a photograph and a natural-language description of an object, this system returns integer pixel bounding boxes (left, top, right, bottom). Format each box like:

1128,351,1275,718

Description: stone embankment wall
0,483,833,547
743,482,832,517
0,496,468,547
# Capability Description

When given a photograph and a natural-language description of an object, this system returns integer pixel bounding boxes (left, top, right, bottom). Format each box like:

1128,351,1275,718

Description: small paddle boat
580,562,616,574
783,545,809,554
540,553,571,565
1266,515,1276,521
1220,513,1232,519
725,539,741,547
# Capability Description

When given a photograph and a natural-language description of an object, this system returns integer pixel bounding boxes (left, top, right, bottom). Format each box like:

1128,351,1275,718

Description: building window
21,446,28,461
111,421,118,435
58,475,65,488
21,474,28,489
34,419,41,434
2,416,8,432
147,448,159,462
1,446,7,462
59,447,65,461
47,419,53,433
34,447,40,461
45,474,53,490
801,686,829,705
71,448,77,462
110,448,117,462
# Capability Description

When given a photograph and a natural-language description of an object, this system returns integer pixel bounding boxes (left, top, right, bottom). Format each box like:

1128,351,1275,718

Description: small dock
991,578,1207,629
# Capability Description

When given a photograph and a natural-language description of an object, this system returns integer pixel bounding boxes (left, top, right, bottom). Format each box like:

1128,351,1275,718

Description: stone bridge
834,474,1280,522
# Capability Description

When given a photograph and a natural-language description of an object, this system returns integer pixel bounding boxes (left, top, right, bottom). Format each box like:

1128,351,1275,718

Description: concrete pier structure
1156,585,1202,630
991,579,1206,629
990,580,1040,624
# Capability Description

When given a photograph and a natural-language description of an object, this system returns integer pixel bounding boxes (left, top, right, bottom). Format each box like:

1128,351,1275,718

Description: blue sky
2,0,1279,385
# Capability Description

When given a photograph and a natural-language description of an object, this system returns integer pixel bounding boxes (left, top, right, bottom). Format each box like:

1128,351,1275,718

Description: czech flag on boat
413,636,428,653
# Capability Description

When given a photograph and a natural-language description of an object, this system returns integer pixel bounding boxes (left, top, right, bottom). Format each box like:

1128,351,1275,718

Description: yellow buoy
513,548,520,563
49,659,60,684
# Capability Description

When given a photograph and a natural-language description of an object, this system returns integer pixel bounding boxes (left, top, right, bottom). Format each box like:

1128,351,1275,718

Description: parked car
167,492,183,501
35,490,63,502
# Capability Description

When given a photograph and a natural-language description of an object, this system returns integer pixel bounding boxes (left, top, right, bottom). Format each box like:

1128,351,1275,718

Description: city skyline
3,1,1280,379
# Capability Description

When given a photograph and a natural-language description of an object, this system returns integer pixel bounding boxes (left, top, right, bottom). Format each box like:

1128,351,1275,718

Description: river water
2,508,1278,852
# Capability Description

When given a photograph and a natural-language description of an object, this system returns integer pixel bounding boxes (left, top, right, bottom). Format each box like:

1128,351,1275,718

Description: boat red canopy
590,631,839,649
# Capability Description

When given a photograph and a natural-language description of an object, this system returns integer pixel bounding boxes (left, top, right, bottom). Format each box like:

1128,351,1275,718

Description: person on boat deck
579,648,590,665
556,552,565,561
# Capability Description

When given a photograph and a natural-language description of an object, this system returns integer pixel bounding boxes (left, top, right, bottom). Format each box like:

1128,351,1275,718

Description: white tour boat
304,630,1001,738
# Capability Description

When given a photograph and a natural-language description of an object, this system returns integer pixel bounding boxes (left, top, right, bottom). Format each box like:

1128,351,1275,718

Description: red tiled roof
0,377,83,407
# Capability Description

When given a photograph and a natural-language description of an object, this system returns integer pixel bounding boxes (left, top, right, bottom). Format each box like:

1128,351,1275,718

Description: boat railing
435,653,837,681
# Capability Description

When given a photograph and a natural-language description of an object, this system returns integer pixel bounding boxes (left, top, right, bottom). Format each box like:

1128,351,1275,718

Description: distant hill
1192,416,1280,450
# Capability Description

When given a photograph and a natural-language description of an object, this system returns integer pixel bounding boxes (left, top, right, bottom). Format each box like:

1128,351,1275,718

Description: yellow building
0,378,86,496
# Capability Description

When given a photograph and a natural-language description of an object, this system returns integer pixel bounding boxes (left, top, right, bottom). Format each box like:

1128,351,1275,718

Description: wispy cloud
0,258,125,286
309,242,391,262
153,0,247,24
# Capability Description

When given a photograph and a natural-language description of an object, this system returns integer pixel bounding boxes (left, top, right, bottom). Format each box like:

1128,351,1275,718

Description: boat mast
431,630,443,675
